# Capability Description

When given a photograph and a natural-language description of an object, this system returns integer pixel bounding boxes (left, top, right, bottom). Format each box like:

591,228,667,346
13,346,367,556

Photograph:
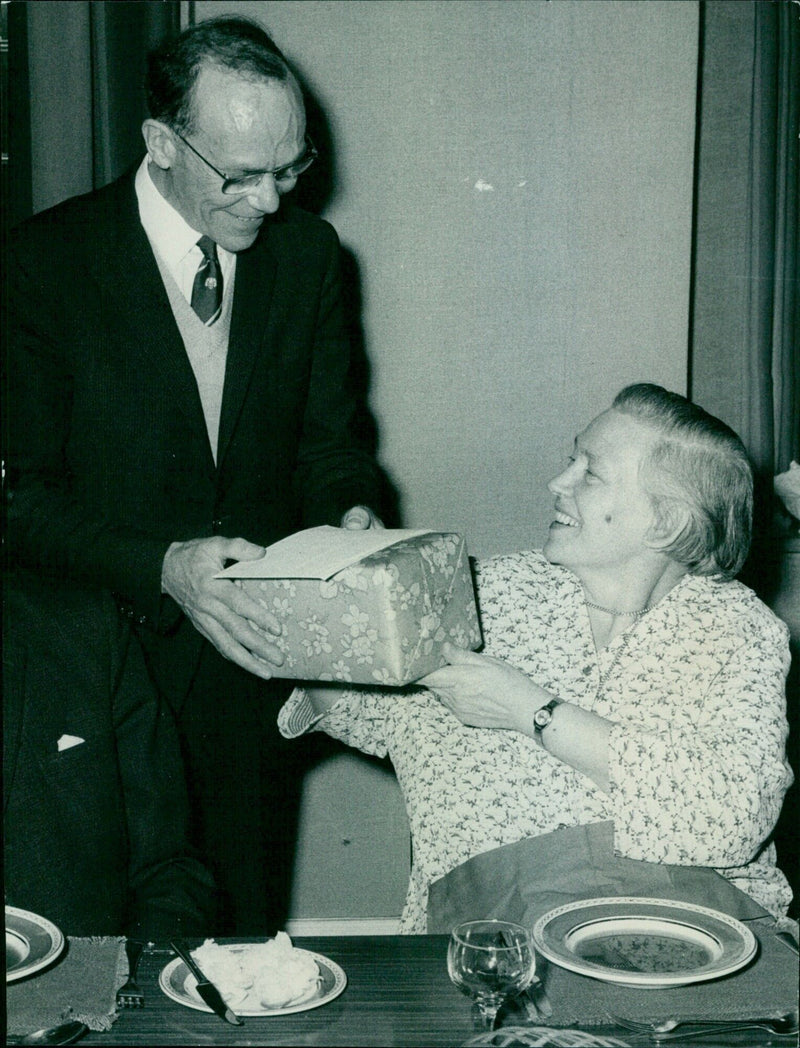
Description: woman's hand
419,643,551,734
422,643,612,791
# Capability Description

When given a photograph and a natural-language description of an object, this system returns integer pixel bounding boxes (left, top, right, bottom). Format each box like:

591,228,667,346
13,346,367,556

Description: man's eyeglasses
174,130,317,195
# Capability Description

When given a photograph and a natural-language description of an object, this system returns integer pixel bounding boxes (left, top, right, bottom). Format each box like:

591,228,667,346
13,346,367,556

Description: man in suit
3,574,217,939
5,16,385,932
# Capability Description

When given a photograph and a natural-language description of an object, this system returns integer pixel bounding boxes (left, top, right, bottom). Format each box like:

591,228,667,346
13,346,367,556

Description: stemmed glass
447,919,536,1030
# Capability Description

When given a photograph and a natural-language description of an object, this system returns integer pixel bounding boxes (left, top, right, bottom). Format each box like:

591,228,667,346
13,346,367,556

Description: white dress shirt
134,157,235,304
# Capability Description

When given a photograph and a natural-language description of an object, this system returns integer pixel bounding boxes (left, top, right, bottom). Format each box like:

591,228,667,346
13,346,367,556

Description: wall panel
195,0,699,922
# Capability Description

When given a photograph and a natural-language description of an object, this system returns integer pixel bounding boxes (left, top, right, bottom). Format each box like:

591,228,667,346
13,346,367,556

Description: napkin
428,824,797,1028
427,823,771,932
6,936,126,1034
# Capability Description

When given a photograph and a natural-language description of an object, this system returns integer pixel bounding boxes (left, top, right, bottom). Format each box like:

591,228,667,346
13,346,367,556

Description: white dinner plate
159,943,347,1016
5,905,65,982
532,897,757,988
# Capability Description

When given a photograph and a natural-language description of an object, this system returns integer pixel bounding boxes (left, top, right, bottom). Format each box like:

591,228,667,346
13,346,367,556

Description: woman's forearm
535,700,611,793
305,684,347,715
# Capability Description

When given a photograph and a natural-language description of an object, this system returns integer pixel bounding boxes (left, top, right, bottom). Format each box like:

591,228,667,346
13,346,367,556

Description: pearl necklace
596,628,634,694
584,598,650,619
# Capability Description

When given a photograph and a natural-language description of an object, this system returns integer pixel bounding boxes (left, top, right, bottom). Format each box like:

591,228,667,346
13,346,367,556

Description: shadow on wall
294,89,335,218
295,85,402,528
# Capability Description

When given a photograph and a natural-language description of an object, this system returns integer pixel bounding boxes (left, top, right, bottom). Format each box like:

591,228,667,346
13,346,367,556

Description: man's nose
246,174,281,213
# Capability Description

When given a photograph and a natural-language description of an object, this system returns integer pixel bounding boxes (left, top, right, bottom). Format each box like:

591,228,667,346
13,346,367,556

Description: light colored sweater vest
154,252,235,463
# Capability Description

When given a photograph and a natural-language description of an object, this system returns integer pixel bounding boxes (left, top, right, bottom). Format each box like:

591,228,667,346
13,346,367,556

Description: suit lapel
216,232,279,466
88,176,215,469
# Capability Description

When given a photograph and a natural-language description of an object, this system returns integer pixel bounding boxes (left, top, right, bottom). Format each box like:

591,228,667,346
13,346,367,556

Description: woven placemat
6,936,126,1034
530,919,797,1027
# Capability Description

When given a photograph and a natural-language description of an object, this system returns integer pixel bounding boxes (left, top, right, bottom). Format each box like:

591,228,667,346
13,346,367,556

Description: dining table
6,927,799,1048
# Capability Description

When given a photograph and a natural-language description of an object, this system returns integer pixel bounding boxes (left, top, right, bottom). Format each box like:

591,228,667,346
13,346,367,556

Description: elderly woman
279,384,793,932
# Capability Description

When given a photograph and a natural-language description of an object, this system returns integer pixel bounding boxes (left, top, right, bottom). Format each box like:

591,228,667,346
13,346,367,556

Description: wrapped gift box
217,527,481,685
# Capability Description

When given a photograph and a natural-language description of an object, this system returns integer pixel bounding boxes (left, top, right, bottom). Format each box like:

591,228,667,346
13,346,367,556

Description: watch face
533,705,553,730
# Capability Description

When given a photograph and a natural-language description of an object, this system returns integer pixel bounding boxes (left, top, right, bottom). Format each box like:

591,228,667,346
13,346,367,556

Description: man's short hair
612,383,753,579
146,16,290,134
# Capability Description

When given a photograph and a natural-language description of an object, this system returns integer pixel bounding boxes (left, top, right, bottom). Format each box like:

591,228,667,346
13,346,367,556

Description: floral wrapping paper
239,532,481,685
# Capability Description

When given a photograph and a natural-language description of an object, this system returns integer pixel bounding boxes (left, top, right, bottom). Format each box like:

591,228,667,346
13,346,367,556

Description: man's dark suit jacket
5,169,383,705
3,575,217,938
4,170,384,930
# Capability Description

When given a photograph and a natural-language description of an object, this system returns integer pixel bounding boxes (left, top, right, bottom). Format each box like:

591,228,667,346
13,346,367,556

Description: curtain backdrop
689,0,799,918
691,0,799,479
13,0,180,218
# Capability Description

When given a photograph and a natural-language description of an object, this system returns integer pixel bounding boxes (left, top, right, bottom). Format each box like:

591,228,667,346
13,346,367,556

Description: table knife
169,940,244,1026
776,929,799,955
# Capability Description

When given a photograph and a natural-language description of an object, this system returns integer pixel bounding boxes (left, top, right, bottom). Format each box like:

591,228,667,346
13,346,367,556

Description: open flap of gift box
216,526,482,685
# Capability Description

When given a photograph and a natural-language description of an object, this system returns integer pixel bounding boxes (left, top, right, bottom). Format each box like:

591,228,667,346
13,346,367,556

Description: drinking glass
447,919,535,1029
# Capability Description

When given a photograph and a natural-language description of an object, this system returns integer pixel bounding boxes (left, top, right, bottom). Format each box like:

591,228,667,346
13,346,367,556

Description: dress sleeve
608,613,792,868
278,684,411,760
276,557,525,759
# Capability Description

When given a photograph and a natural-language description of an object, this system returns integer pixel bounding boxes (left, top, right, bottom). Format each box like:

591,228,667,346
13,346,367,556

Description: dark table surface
76,934,797,1048
87,936,475,1047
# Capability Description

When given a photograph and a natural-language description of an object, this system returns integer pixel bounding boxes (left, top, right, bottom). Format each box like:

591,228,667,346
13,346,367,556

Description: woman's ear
644,499,690,551
141,119,176,170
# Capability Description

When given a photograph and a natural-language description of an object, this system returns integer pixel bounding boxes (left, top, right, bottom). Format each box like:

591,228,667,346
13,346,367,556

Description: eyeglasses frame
173,129,317,194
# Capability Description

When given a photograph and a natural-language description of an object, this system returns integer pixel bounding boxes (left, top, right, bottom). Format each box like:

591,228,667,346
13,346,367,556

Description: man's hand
340,505,384,530
161,536,284,680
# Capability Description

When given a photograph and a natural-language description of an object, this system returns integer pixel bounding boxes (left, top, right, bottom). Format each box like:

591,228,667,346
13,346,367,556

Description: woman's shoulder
473,550,576,603
475,548,548,579
476,548,568,575
680,573,790,648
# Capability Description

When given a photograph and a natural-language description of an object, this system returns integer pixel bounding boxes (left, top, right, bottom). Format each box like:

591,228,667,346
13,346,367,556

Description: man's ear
644,499,690,551
142,119,176,170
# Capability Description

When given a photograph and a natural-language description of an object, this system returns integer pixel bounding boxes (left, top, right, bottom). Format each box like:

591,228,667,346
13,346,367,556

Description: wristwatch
533,698,561,745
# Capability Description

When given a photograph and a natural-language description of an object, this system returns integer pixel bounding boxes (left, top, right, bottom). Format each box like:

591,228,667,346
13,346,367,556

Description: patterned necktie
191,235,223,325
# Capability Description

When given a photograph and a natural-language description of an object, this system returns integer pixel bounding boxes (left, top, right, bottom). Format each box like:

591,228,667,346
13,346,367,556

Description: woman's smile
552,509,580,529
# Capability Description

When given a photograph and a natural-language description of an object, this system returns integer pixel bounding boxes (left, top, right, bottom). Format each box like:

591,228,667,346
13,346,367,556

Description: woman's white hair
612,384,753,579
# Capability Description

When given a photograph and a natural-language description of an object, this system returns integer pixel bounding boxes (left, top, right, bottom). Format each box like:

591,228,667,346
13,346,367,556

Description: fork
116,938,146,1008
610,1009,799,1040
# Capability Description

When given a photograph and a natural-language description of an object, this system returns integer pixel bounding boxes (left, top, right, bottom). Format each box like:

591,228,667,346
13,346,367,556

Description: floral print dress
279,551,793,932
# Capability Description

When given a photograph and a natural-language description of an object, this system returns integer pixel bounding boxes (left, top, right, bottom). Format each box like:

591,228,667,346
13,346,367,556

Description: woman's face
542,409,659,578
